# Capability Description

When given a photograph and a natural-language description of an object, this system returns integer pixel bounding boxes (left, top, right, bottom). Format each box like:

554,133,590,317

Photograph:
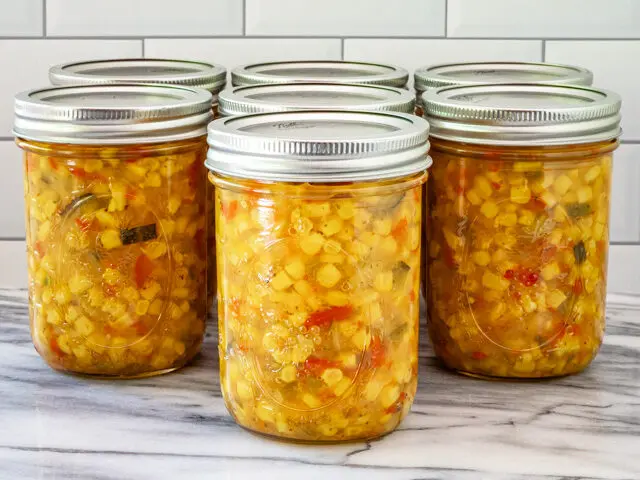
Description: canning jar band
209,170,429,199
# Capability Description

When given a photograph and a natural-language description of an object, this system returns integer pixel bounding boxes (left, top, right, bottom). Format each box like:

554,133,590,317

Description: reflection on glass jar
422,83,621,379
207,110,430,441
14,84,213,377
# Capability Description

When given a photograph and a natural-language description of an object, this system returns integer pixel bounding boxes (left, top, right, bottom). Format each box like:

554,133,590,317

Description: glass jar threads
14,84,213,377
218,82,415,116
231,60,408,88
207,110,431,442
422,84,621,379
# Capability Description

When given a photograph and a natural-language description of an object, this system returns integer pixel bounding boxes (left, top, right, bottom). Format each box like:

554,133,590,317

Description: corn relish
207,110,431,441
422,83,621,379
14,84,212,377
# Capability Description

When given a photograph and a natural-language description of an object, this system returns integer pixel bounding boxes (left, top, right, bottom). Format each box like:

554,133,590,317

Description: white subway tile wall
0,1,639,291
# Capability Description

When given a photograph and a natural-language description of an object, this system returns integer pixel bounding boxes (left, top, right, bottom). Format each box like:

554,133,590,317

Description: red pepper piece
472,351,488,360
134,254,154,288
408,290,416,302
75,217,94,232
221,200,238,221
305,305,354,329
49,337,63,356
391,218,408,240
523,272,539,287
385,391,408,414
503,269,515,280
33,241,45,257
573,278,584,295
302,356,340,377
48,157,57,171
370,335,386,368
442,245,458,269
491,181,501,190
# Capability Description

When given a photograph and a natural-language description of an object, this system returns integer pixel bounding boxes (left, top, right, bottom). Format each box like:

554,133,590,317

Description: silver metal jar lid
218,82,415,116
206,110,431,182
231,61,409,88
49,58,227,95
14,84,213,145
422,83,621,146
415,62,593,94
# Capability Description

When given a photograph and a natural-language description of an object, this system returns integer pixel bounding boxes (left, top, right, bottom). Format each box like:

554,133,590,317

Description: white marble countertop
1,288,639,480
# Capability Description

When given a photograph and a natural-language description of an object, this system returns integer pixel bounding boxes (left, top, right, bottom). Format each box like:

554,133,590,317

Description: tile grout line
2,35,640,41
444,0,448,37
242,0,246,36
42,0,46,37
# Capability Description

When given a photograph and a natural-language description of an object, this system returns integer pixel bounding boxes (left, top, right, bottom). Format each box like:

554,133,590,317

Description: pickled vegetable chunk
21,139,208,377
213,173,424,441
425,140,613,378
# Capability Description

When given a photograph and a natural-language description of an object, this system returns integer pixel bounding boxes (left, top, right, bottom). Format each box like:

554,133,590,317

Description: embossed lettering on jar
49,58,228,309
422,84,621,379
14,84,213,377
207,110,431,441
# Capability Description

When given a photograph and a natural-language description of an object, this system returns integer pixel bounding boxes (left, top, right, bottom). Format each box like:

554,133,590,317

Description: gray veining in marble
0,288,639,480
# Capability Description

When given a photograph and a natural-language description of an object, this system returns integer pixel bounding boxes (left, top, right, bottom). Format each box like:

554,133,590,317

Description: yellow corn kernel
99,229,122,250
143,241,167,260
539,191,557,208
37,221,51,241
339,353,357,368
577,186,593,203
47,309,62,325
280,365,297,383
146,172,162,188
102,268,120,286
172,287,189,299
443,228,459,249
323,239,342,255
321,217,343,237
518,210,535,226
326,290,349,306
466,189,482,206
83,158,103,173
167,195,182,214
378,384,400,409
75,315,94,336
41,287,53,304
108,185,127,212
361,231,380,247
496,212,517,227
57,334,71,354
547,290,567,309
299,233,325,255
333,377,352,397
584,165,601,183
302,393,321,409
541,262,561,281
302,203,330,218
135,300,150,316
491,249,507,264
374,271,393,292
472,251,491,267
284,258,306,280
141,281,162,301
122,286,140,303
256,402,275,423
482,271,509,291
373,218,392,236
475,176,493,199
553,175,573,196
352,240,371,258
95,209,118,228
510,185,531,204
317,264,342,288
69,274,92,295
335,200,355,219
379,236,398,256
352,328,371,348
271,271,293,291
521,294,537,313
293,280,313,297
53,287,71,305
365,380,385,402
321,368,344,387
480,200,499,219
149,299,163,316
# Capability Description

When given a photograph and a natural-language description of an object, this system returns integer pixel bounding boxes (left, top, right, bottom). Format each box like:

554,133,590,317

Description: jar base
236,422,395,445
451,367,584,381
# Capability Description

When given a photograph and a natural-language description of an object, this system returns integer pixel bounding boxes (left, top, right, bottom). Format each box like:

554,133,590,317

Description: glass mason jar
14,84,213,377
207,110,431,442
49,58,227,307
231,60,408,88
421,84,621,379
413,61,593,116
218,82,415,116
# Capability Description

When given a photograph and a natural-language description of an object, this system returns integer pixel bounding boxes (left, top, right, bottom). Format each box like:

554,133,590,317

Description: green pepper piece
573,241,587,264
566,203,592,218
